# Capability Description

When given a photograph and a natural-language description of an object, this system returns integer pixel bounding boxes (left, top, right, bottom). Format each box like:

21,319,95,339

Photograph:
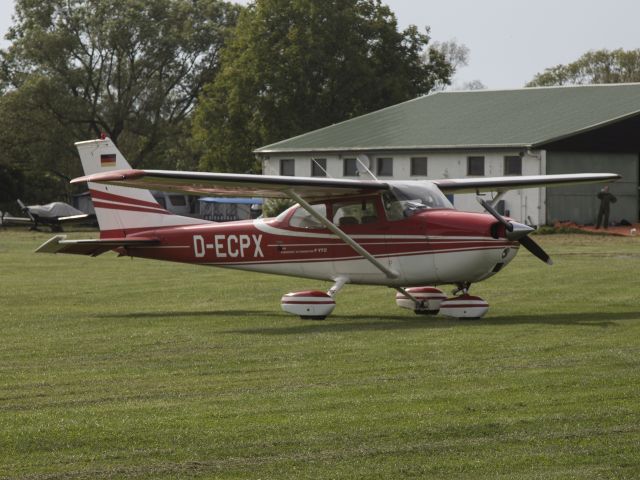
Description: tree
430,39,468,91
527,49,640,87
193,0,453,173
0,0,241,202
459,80,486,91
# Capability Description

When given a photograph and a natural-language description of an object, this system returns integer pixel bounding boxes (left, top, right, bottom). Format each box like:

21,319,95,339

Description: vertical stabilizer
75,138,204,238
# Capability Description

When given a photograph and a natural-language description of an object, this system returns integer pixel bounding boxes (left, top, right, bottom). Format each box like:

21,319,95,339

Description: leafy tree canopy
527,49,640,87
193,0,453,173
0,0,241,202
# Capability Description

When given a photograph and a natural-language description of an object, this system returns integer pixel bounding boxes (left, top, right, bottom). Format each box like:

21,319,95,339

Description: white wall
261,150,546,225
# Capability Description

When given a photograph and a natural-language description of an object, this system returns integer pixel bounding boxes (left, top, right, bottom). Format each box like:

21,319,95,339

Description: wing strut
287,190,398,279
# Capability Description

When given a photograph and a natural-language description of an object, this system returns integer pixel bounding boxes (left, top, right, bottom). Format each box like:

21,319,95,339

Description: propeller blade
519,235,553,265
476,197,511,231
476,196,552,265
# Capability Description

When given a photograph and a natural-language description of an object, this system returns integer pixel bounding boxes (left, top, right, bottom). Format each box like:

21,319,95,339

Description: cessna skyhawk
37,137,619,319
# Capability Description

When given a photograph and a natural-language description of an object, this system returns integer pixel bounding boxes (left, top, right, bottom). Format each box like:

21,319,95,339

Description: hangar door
546,151,638,225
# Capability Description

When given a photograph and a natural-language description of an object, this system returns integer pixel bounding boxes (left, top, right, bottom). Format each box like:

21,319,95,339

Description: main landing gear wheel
280,277,347,320
280,291,336,320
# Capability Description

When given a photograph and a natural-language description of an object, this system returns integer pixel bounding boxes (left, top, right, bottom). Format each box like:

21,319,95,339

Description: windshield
383,182,454,220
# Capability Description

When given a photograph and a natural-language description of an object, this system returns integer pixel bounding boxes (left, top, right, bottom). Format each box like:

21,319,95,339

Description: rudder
75,138,204,238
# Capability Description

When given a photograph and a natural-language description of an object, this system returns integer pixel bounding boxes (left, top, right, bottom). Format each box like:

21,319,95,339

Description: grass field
1,230,640,479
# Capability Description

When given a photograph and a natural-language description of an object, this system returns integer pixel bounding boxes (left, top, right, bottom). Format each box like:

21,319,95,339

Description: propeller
476,197,553,265
17,199,36,223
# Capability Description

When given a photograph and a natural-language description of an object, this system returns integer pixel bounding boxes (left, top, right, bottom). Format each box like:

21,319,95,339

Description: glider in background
2,199,90,231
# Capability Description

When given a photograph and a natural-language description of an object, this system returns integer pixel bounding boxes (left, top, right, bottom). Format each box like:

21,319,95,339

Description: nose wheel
440,283,489,319
395,283,490,319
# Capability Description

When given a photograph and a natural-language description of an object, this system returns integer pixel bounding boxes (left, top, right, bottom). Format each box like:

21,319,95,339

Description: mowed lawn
1,230,639,479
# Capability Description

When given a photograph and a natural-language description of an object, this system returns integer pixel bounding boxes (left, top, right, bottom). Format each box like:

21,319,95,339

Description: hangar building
254,84,640,226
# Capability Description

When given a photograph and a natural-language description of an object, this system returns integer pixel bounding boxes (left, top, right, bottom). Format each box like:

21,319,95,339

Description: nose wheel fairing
394,285,490,319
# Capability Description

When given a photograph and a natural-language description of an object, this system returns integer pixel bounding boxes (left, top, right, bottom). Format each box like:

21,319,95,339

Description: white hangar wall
261,150,547,225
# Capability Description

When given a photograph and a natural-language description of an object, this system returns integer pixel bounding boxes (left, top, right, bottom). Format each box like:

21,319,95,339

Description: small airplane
1,199,91,231
37,137,619,319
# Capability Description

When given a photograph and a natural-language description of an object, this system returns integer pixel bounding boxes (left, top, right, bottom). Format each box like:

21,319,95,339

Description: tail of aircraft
76,138,204,238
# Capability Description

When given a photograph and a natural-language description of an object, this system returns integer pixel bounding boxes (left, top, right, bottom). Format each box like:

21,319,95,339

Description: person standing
595,185,617,229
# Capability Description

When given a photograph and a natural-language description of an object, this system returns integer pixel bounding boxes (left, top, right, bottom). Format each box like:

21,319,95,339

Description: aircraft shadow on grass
94,310,639,335
95,309,284,320
228,311,639,335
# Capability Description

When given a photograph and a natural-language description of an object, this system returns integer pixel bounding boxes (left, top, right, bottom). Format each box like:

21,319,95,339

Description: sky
1,0,639,89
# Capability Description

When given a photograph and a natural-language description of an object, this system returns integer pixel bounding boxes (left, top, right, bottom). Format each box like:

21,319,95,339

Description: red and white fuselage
112,207,518,287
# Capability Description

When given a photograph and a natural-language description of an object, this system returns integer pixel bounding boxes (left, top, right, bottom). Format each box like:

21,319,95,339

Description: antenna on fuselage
356,154,378,181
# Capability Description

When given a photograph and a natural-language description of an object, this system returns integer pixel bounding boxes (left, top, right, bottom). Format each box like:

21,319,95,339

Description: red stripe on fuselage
123,231,513,265
92,201,171,215
89,189,163,209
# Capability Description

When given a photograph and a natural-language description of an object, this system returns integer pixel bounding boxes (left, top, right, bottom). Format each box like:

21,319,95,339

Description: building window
376,157,393,176
504,155,522,176
410,157,428,176
280,158,294,176
467,156,485,176
311,158,327,177
343,158,357,176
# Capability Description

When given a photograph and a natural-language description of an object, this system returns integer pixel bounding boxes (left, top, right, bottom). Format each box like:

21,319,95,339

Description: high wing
73,169,620,200
35,235,159,256
433,173,620,194
72,169,390,200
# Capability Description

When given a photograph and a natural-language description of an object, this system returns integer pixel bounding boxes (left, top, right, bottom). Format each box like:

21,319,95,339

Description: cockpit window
383,182,454,220
288,203,327,229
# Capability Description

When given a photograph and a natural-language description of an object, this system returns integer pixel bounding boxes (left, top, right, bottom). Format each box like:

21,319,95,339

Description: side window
332,199,378,226
504,155,522,176
288,204,327,229
467,156,485,176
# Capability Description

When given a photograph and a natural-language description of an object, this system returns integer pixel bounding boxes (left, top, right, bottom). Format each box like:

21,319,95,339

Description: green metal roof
255,84,640,154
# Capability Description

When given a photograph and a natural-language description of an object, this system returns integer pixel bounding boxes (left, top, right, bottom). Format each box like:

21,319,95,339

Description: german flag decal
100,154,117,167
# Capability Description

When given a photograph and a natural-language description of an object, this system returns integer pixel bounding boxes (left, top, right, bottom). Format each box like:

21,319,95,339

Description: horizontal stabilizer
36,235,159,257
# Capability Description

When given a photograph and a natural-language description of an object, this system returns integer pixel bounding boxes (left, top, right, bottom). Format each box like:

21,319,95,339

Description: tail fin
76,138,204,238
